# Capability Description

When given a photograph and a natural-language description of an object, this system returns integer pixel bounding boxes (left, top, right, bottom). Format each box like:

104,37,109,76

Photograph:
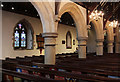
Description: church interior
1,0,120,82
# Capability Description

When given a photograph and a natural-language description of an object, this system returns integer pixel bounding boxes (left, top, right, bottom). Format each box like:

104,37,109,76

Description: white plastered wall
2,11,77,59
56,24,78,54
2,11,43,59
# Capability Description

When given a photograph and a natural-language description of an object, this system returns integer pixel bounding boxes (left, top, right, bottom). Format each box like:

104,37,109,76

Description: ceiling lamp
89,10,104,21
109,20,118,28
1,4,3,7
12,7,14,10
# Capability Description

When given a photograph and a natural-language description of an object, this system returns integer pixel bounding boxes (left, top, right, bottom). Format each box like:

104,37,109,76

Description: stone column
107,41,114,53
77,37,87,58
115,26,120,53
42,33,58,65
115,42,120,53
96,39,104,55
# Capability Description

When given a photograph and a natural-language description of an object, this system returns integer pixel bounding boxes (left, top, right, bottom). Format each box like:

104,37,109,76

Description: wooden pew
2,59,120,82
2,68,62,82
3,54,120,77
2,59,118,81
33,62,120,77
2,53,120,82
16,65,120,81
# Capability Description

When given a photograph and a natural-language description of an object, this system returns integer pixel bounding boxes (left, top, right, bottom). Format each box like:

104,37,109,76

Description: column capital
96,40,103,55
96,39,104,42
55,15,61,22
42,33,58,38
87,25,91,30
107,44,114,47
107,41,114,47
77,37,88,41
77,37,87,46
96,39,103,47
42,33,58,46
116,42,120,44
107,40,114,43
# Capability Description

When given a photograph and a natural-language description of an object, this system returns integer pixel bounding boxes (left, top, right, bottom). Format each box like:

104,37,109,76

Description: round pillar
107,41,114,53
96,39,104,55
42,33,58,65
115,42,120,53
77,37,87,58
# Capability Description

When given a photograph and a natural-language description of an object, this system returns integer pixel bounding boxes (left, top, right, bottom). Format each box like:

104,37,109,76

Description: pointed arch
30,1,55,32
13,19,34,50
89,20,104,40
58,2,87,39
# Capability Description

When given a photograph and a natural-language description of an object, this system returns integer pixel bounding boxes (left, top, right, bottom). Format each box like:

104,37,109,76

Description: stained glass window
14,31,19,47
14,23,27,49
21,31,26,47
18,24,22,29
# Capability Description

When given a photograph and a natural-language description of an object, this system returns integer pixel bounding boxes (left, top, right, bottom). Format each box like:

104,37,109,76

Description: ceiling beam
104,3,120,28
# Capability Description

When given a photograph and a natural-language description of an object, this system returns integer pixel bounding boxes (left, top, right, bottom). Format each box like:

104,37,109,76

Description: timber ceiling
1,1,120,27
75,2,120,27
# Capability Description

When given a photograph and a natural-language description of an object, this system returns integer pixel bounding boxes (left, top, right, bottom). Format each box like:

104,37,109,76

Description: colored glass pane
14,31,19,47
21,31,26,47
18,24,22,29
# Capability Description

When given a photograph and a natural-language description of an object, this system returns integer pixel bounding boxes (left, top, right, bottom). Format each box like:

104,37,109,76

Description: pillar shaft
115,26,120,53
77,37,87,58
96,39,104,55
107,41,114,53
115,43,120,53
42,33,58,65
